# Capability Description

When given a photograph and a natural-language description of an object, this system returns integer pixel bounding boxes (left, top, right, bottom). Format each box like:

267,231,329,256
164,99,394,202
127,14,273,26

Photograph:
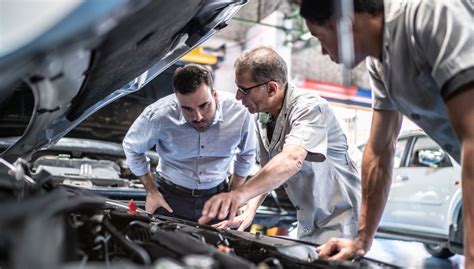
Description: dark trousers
154,179,227,223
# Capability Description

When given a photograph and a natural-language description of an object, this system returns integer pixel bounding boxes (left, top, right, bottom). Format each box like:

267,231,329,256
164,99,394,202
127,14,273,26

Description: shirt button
283,183,288,188
198,156,202,159
201,145,204,149
295,205,300,210
411,113,420,121
199,172,202,175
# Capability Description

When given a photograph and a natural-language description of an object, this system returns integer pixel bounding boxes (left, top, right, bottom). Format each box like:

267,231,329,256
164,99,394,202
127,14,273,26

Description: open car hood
0,0,246,160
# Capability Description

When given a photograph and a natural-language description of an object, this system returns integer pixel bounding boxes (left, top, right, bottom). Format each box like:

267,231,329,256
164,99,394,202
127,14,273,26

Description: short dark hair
173,64,214,95
234,47,288,86
300,0,384,25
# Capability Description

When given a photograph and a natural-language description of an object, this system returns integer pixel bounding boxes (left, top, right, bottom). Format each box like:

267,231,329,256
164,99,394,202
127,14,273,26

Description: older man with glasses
199,47,361,245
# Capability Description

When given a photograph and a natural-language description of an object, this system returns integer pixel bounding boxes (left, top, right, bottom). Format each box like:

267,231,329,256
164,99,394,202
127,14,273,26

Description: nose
193,109,204,122
235,89,244,100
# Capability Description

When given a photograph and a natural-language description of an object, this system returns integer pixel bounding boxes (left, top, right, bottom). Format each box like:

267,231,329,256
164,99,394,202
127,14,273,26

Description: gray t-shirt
257,85,361,244
368,0,474,162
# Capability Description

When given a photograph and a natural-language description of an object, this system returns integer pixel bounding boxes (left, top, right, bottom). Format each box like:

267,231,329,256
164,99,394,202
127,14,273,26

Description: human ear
267,81,278,96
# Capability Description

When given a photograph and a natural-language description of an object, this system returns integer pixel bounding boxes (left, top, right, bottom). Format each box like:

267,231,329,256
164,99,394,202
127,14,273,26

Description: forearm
238,146,305,202
356,110,402,251
229,174,247,191
357,148,394,249
461,139,474,262
139,171,158,194
247,193,267,211
445,83,474,265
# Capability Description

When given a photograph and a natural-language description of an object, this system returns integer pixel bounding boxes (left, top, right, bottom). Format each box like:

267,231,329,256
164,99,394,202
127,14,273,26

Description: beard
189,114,215,132
191,120,211,132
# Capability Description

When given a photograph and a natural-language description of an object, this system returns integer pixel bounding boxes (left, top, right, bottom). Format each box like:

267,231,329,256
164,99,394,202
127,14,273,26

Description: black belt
157,176,227,197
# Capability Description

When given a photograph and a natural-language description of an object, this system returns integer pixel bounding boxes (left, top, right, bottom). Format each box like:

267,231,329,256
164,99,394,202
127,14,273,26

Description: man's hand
145,189,173,214
316,238,367,260
198,191,247,225
138,172,173,214
212,205,256,231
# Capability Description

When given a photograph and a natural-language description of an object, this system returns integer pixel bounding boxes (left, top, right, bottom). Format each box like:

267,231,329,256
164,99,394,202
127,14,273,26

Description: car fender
447,158,463,226
447,187,463,226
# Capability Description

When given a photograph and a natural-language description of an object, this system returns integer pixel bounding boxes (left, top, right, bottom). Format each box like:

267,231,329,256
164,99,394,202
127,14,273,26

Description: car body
0,0,244,159
371,130,464,258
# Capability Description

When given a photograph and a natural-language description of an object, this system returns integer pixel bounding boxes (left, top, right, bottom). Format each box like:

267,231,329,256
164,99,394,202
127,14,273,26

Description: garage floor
366,238,465,268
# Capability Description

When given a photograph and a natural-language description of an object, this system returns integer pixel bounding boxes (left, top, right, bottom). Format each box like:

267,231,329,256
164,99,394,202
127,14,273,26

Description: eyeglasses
237,80,272,95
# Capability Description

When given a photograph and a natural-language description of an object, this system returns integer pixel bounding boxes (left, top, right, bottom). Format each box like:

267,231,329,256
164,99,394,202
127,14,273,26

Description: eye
237,88,248,95
199,103,210,110
183,107,193,112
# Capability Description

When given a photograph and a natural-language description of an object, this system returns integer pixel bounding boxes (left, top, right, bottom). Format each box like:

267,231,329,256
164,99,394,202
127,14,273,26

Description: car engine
0,158,396,269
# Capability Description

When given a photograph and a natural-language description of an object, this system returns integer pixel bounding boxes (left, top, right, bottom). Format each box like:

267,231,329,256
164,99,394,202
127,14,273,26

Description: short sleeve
441,67,474,100
414,0,474,90
366,57,396,111
284,101,327,162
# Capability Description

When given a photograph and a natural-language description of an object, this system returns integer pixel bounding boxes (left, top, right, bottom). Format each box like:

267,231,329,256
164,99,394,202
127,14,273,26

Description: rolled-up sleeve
122,108,160,176
233,112,257,177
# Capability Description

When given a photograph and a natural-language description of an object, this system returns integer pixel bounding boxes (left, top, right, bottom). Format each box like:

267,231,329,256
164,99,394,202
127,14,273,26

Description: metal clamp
0,158,35,184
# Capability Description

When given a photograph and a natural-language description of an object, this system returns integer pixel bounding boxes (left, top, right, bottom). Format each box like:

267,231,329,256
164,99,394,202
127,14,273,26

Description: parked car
0,1,396,268
365,130,465,258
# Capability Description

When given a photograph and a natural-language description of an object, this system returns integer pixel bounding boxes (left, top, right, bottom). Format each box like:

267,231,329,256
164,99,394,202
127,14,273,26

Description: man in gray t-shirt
198,47,361,245
300,0,474,264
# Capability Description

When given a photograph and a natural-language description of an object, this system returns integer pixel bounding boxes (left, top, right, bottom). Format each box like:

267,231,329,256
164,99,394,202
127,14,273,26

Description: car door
385,135,455,235
380,136,410,227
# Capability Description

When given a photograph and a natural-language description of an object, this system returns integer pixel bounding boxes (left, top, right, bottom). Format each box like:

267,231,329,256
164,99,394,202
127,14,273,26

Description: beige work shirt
257,85,361,244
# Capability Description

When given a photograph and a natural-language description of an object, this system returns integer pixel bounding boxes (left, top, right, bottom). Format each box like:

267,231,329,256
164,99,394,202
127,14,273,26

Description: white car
374,130,464,258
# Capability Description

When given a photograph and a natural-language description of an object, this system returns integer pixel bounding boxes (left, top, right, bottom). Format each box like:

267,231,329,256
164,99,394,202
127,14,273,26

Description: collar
280,83,294,119
258,83,293,126
212,101,224,124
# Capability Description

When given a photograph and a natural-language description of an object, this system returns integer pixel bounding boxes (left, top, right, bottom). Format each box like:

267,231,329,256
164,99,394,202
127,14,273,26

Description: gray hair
234,47,288,86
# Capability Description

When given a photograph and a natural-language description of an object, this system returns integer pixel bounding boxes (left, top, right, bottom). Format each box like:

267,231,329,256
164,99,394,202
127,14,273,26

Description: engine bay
0,161,396,269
